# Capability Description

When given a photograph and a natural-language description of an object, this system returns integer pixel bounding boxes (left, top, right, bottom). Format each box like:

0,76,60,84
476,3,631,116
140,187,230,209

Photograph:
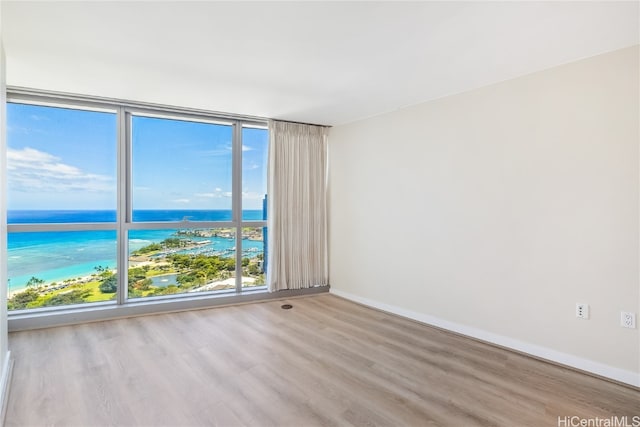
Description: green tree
248,263,260,275
8,288,41,310
163,237,184,248
43,289,92,306
133,243,162,255
26,276,45,288
99,274,117,293
138,278,152,291
128,267,147,284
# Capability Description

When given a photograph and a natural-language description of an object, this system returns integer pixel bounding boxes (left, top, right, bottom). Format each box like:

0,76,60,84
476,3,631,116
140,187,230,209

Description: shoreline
8,272,104,298
9,248,264,299
8,271,260,298
9,231,264,298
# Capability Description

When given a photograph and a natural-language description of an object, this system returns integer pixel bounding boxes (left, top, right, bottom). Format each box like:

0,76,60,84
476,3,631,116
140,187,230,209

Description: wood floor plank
5,294,639,426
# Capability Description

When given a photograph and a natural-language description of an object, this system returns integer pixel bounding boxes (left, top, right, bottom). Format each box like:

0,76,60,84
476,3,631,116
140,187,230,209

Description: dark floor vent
281,304,293,310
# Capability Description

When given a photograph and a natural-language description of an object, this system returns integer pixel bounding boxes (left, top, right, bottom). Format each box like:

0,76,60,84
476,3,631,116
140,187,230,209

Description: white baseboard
330,289,640,388
0,351,12,426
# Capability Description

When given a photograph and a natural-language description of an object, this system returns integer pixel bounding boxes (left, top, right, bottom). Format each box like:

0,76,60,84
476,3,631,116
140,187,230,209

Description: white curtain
267,120,329,292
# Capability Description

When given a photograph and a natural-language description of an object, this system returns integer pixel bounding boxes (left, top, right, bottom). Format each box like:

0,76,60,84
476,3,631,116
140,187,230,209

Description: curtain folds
267,120,329,292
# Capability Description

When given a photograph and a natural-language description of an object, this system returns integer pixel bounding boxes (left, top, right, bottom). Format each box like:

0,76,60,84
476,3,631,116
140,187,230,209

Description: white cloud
242,192,265,200
7,147,113,193
243,162,260,170
200,143,232,157
194,192,221,198
29,114,49,122
195,188,228,198
171,198,191,204
199,143,252,156
7,126,44,136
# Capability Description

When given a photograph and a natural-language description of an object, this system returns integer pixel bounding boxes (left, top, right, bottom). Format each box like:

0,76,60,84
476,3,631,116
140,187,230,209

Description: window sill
8,285,329,332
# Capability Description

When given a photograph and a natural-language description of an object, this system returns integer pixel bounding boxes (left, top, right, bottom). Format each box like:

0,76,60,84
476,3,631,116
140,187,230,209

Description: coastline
8,271,260,299
8,272,107,298
8,229,264,296
7,209,267,311
8,228,266,307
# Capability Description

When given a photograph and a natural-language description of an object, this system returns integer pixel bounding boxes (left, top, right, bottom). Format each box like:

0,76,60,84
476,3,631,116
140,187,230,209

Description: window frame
6,88,269,316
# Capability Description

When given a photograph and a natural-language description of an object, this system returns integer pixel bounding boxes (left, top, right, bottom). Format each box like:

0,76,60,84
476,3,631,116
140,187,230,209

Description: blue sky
7,103,267,211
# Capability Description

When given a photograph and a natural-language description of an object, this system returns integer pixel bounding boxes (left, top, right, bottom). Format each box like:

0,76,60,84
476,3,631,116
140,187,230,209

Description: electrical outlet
621,312,636,329
576,303,589,319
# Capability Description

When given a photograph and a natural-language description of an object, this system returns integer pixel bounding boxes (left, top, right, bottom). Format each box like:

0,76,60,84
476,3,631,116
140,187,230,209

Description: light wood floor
5,294,639,427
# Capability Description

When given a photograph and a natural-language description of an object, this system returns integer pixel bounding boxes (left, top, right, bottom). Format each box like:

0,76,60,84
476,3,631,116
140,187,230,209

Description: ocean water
7,210,265,293
8,209,265,223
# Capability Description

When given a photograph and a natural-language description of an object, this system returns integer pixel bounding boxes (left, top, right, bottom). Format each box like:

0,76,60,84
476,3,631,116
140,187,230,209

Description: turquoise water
8,230,119,290
7,210,265,294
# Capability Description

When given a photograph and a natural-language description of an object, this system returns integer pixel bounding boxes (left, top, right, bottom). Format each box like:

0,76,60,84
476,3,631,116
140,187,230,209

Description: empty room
0,1,638,426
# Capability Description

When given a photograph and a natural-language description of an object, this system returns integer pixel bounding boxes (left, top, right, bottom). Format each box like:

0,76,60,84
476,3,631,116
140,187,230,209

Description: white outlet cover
576,303,589,319
621,312,636,329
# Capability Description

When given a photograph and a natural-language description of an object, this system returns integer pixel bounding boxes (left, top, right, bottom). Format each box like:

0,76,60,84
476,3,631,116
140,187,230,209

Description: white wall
329,46,640,386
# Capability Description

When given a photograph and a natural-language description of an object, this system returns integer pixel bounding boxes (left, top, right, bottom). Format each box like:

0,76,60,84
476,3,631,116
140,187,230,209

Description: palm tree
26,276,44,288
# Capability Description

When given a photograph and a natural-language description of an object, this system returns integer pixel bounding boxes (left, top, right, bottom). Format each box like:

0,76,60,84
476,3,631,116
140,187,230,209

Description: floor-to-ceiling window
6,93,268,312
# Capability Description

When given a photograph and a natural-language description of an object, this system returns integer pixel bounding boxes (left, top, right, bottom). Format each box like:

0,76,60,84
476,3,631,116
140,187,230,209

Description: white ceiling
2,1,639,126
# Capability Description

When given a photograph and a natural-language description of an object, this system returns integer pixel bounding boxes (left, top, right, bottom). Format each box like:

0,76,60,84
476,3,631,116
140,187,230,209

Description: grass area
83,281,117,302
43,280,115,304
17,280,114,309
